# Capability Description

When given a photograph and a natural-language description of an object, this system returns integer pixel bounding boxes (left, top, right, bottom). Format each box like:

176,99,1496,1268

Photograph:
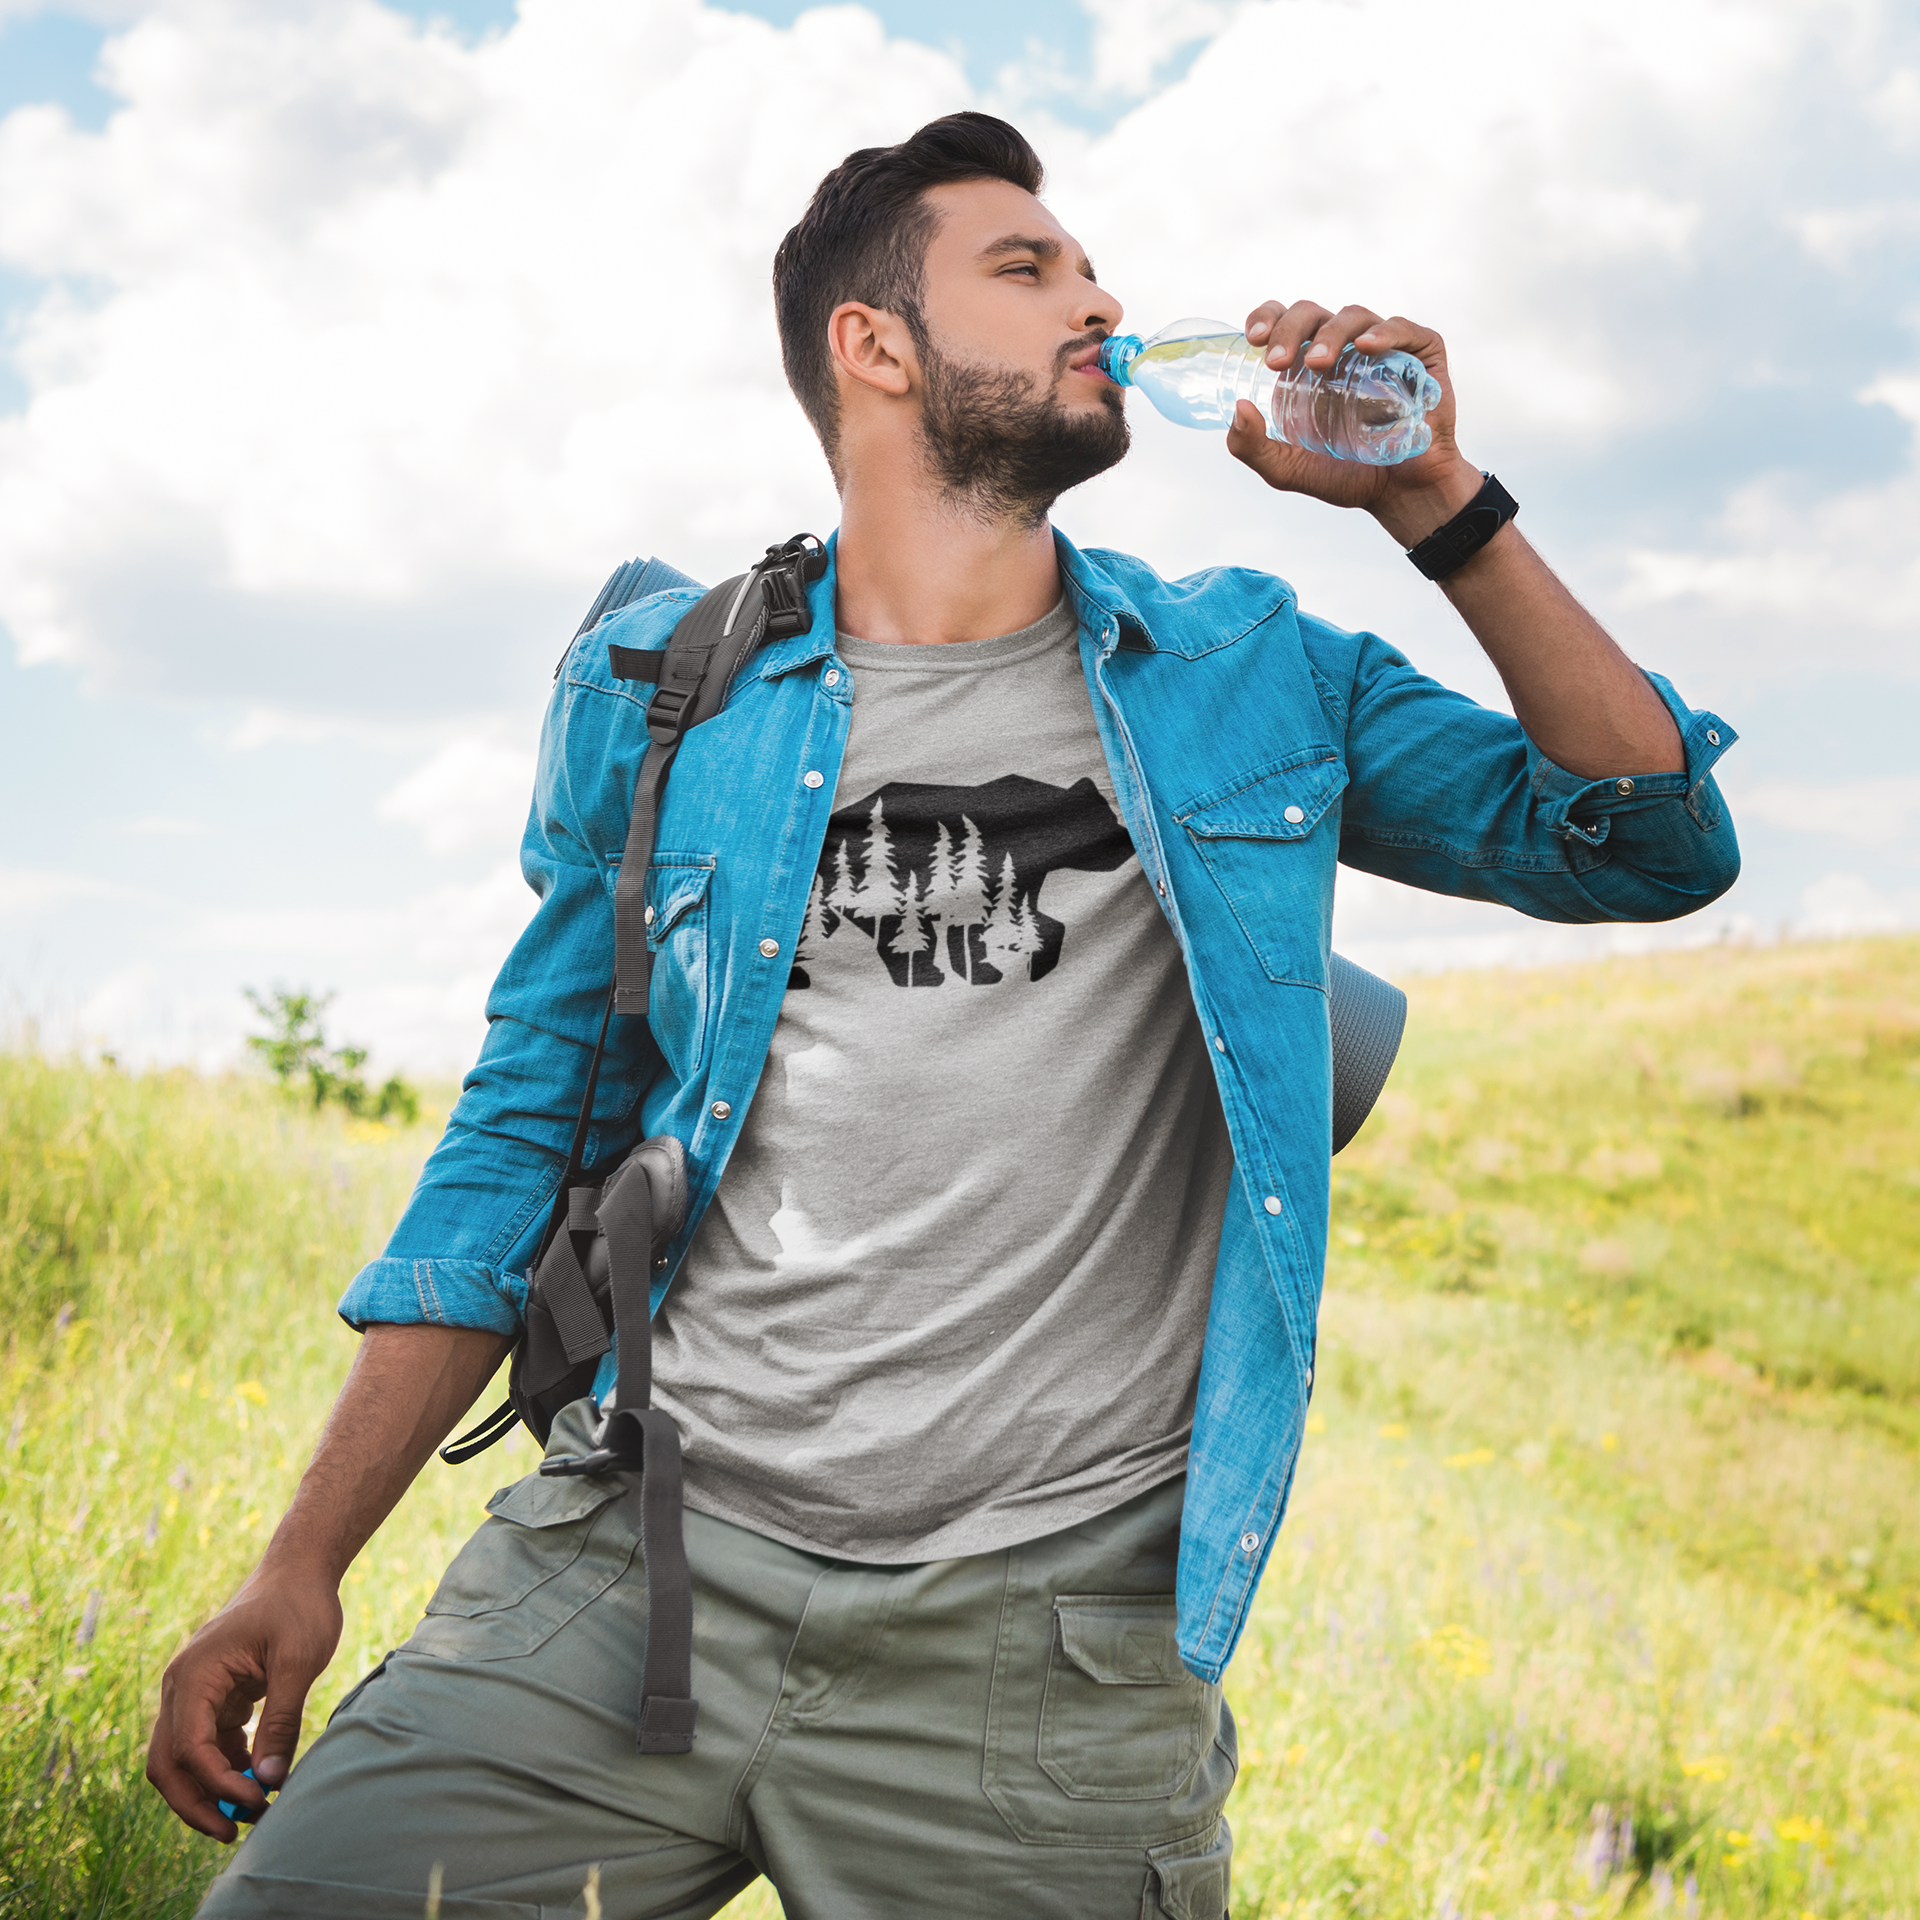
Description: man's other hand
1224,299,1484,539
141,1321,513,1839
146,1569,343,1841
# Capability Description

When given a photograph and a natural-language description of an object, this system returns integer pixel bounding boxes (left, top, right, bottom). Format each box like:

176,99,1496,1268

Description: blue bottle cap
1097,334,1143,386
217,1766,270,1824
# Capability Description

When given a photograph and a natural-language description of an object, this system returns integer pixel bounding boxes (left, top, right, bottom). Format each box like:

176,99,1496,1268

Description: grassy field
1,936,1914,1917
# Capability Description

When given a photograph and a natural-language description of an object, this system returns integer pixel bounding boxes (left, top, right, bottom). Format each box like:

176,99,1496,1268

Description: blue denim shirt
342,531,1738,1682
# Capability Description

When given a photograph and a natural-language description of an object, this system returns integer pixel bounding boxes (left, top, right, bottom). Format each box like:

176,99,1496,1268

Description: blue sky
3,0,1918,1070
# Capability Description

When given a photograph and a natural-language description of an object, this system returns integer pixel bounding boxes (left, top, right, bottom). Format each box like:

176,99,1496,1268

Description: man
152,112,1738,1917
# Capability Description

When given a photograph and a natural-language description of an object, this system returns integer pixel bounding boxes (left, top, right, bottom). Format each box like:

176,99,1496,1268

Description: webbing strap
592,1166,697,1750
596,1154,658,1414
611,568,776,1017
632,1409,698,1753
613,739,678,1018
535,1214,613,1372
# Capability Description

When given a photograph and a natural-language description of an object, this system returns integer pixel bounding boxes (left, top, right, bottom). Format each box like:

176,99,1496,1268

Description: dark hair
772,112,1045,472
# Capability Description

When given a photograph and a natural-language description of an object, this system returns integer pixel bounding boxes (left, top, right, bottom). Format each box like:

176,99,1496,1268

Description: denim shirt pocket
642,854,716,1080
1174,747,1348,988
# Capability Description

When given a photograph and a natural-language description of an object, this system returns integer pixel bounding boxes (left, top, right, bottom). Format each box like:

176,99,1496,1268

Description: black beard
917,336,1130,529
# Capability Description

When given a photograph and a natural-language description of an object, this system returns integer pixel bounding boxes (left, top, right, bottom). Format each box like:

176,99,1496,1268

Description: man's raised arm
1225,297,1687,781
145,1323,511,1842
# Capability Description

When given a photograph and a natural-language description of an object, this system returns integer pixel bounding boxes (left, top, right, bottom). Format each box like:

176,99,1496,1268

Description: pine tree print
884,865,943,987
947,816,990,980
824,839,857,931
848,799,899,940
791,776,1131,992
980,852,1026,979
790,872,829,988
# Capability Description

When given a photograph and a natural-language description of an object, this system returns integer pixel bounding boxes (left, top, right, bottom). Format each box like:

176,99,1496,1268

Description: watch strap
1406,472,1518,581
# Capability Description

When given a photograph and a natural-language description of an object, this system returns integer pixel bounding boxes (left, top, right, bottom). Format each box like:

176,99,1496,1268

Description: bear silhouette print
792,775,1134,989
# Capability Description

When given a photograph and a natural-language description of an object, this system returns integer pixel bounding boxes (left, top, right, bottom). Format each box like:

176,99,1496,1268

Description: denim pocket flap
1055,1597,1189,1686
484,1473,624,1530
645,861,713,948
1174,747,1347,842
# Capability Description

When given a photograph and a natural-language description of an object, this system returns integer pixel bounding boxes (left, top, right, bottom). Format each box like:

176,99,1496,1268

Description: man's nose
1077,282,1123,335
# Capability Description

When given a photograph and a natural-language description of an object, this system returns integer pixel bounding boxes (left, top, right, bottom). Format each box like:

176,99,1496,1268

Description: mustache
1054,329,1111,376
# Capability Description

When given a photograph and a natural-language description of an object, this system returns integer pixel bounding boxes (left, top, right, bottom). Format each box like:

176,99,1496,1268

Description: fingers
146,1653,263,1842
1245,299,1331,371
1245,299,1445,374
249,1659,318,1790
1354,311,1448,376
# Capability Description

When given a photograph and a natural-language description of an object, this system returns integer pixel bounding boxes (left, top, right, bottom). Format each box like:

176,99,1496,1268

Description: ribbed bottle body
1099,318,1441,466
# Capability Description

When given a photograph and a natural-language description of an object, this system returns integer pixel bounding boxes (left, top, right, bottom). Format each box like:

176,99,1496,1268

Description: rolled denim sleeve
1309,617,1740,921
338,654,661,1335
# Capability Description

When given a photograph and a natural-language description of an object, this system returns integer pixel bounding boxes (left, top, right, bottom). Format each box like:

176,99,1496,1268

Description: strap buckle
644,683,696,746
538,1404,648,1478
756,533,827,643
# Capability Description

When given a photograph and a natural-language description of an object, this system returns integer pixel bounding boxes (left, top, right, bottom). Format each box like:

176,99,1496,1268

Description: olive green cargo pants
197,1404,1237,1919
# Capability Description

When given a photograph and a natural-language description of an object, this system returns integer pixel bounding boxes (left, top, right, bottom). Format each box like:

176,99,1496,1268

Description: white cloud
1617,441,1920,661
0,863,116,915
4,0,1918,1069
1330,866,1758,981
1078,0,1237,96
378,734,537,855
38,859,541,1072
1794,870,1920,937
121,813,204,835
1736,775,1920,847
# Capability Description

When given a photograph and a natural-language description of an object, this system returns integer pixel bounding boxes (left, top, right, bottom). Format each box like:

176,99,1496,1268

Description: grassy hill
2,937,1914,1917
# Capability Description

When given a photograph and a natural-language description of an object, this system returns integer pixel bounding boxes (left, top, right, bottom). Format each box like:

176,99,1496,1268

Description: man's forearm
1372,461,1684,780
258,1323,513,1586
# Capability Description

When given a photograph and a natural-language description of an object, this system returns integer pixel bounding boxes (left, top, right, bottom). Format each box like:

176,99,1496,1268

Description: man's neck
833,469,1064,647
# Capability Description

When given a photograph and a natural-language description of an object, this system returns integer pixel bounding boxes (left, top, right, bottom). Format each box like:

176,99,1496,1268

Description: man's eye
1001,263,1040,279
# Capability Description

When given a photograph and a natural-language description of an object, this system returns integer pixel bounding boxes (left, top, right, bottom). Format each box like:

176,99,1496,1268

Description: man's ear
828,301,915,399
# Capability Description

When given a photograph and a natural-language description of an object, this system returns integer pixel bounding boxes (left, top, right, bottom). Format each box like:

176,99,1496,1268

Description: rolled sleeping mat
1328,952,1407,1154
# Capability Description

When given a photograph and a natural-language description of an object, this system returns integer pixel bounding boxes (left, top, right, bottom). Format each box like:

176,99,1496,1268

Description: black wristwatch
1405,472,1518,581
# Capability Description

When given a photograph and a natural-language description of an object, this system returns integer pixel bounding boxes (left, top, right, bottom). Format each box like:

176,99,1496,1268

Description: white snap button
1615,777,1635,795
1239,1531,1260,1553
824,669,840,687
1214,1037,1226,1052
1284,805,1306,824
803,770,824,789
643,905,655,925
710,1101,731,1120
758,938,779,958
1264,1196,1283,1216
1706,728,1719,745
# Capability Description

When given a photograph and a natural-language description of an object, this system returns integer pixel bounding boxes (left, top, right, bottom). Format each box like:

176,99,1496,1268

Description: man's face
908,178,1130,523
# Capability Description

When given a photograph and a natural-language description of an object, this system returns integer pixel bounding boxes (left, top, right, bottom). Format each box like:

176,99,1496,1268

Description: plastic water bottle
1098,319,1442,465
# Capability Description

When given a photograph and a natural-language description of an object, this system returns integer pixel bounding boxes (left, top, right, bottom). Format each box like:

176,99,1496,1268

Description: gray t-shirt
651,596,1233,1561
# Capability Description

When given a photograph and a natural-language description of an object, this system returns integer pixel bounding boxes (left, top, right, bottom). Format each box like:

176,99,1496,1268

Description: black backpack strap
610,535,825,1018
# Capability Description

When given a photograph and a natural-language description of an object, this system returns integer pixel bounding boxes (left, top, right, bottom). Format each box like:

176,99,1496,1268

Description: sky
2,0,1917,1074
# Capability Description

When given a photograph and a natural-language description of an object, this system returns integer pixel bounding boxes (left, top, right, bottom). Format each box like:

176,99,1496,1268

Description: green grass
2,937,1915,1916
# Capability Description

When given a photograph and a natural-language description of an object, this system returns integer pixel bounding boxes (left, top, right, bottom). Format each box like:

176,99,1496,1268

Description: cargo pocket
1175,747,1347,988
642,854,715,1080
410,1471,634,1663
1143,1818,1233,1920
1041,1597,1207,1798
985,1587,1235,1847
